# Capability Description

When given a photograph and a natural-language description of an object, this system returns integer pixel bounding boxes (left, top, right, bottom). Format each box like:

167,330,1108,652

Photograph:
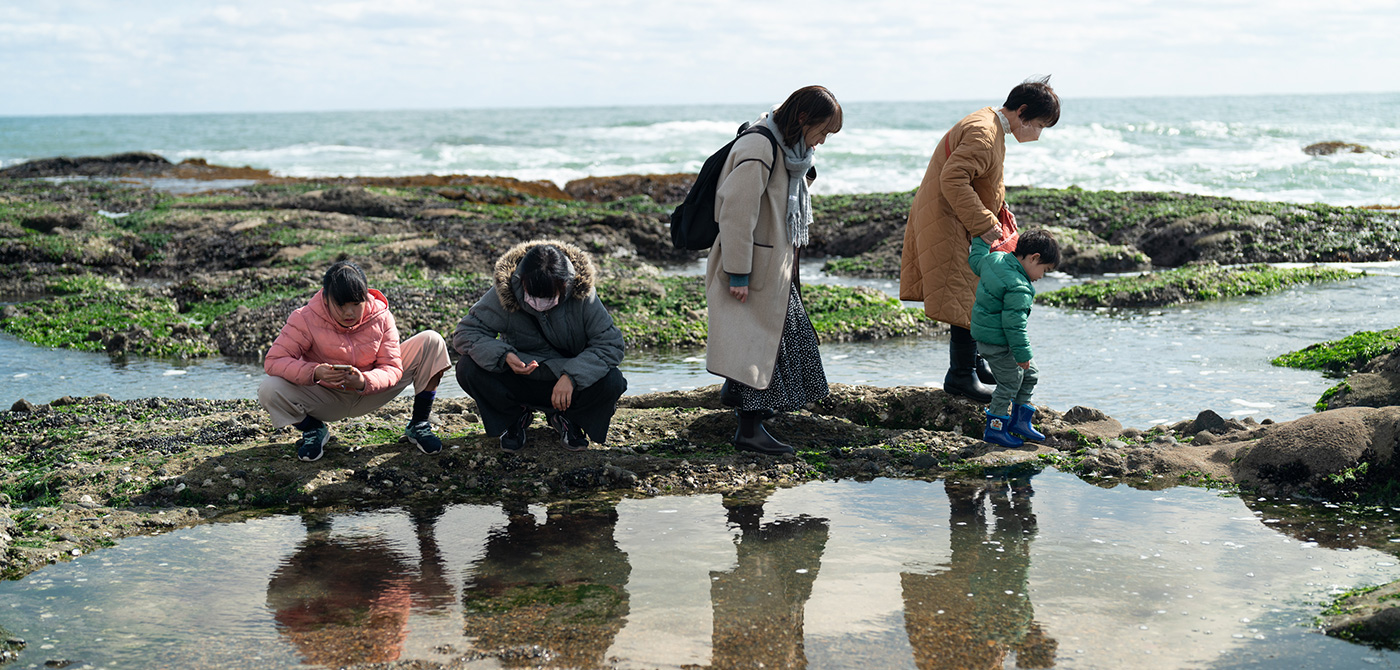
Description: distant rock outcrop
564,173,696,205
1305,141,1395,158
0,152,174,178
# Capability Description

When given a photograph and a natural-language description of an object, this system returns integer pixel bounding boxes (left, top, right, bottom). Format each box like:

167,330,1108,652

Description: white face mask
524,292,559,312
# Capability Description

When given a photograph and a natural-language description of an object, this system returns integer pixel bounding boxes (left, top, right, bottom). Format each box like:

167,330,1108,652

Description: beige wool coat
705,131,794,390
899,107,1007,329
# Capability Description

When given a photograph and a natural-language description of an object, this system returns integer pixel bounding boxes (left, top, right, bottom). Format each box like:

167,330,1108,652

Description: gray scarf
757,111,815,247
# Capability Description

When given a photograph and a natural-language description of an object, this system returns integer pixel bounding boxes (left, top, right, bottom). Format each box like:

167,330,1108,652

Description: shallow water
5,261,1393,428
2,472,1399,669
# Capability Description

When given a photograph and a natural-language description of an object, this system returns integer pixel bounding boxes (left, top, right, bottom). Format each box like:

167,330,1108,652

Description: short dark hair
519,244,571,298
772,85,842,149
322,261,368,304
1014,229,1061,268
1003,76,1060,127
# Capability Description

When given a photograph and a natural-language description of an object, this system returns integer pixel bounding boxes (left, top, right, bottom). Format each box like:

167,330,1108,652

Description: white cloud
0,0,1397,115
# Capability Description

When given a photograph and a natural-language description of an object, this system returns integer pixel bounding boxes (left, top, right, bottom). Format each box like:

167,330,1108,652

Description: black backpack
670,122,780,250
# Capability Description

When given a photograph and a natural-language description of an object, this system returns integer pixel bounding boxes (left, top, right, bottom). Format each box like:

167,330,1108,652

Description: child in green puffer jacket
968,229,1061,447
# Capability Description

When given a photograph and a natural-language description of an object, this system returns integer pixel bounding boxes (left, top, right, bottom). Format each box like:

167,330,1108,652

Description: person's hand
505,352,539,376
729,286,749,303
980,225,1004,246
314,363,363,390
1017,360,1030,370
552,374,574,411
344,366,365,390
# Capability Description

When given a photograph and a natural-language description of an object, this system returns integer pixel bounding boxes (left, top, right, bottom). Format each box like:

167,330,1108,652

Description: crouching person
454,240,627,453
259,261,452,462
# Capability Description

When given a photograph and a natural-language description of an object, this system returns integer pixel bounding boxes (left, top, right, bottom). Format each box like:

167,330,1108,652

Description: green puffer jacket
968,237,1035,362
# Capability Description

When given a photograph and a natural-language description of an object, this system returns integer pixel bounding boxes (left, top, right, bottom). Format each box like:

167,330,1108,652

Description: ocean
2,92,1397,206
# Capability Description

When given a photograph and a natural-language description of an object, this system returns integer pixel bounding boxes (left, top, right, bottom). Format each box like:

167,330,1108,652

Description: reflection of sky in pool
2,473,1399,669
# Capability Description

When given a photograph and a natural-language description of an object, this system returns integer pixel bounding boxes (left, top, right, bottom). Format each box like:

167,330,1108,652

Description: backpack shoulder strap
741,125,781,175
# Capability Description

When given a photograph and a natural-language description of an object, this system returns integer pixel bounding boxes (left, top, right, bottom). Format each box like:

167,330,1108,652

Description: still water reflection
3,473,1400,669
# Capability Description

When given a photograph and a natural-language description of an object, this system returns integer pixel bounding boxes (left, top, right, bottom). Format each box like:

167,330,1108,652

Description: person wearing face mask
453,240,627,453
707,86,842,456
899,76,1060,403
259,261,453,462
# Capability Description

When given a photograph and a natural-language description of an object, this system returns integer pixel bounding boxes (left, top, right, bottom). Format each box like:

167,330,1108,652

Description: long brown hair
771,85,842,149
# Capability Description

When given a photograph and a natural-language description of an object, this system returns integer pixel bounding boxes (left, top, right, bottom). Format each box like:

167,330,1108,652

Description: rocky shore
4,154,1400,648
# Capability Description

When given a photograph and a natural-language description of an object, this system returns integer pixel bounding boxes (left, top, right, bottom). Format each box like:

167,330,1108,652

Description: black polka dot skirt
733,281,830,412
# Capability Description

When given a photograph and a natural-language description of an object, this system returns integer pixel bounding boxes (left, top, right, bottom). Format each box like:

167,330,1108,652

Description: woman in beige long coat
899,77,1060,402
706,86,842,455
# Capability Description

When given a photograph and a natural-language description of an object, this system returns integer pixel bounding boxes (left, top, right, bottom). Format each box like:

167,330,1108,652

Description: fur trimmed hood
492,239,598,312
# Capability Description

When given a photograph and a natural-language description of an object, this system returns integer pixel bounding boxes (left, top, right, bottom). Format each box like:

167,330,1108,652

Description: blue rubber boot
1009,403,1046,442
983,411,1025,448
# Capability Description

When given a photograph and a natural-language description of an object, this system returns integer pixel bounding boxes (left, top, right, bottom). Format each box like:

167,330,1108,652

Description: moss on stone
1038,264,1361,309
1274,328,1400,378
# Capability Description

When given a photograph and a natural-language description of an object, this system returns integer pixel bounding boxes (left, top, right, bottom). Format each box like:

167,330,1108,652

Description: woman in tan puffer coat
899,76,1060,402
707,85,842,455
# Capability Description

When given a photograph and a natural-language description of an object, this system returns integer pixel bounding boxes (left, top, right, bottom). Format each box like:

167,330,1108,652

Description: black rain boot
974,344,996,385
732,410,794,455
944,326,994,403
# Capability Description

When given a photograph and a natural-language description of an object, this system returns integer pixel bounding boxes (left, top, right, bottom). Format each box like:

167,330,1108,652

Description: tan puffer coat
899,107,1007,329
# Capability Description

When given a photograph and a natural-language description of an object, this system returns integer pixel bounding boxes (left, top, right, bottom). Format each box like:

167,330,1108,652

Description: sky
2,0,1399,116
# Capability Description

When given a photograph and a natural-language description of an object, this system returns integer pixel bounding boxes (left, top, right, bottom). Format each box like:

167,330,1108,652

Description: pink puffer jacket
263,289,403,394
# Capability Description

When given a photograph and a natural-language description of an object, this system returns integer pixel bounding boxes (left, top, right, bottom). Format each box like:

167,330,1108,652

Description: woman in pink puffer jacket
259,261,451,462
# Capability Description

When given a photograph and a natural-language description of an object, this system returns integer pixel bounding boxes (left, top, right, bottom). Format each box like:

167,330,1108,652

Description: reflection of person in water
901,477,1057,669
265,507,455,666
708,493,830,670
460,500,631,668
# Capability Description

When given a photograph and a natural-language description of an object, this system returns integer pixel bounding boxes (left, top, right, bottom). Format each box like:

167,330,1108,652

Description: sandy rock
1231,406,1400,495
9,399,35,413
1060,405,1123,441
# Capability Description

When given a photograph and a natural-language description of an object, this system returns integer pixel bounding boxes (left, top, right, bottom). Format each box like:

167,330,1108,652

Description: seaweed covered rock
278,187,411,219
1322,581,1400,649
1042,225,1150,275
1316,349,1400,411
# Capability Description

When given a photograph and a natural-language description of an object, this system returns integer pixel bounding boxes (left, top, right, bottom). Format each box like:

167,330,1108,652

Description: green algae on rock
1273,327,1400,378
1037,263,1362,309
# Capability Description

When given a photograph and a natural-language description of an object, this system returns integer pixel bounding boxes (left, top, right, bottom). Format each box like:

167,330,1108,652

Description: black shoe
947,327,994,403
732,416,794,456
297,424,329,462
500,410,533,453
944,369,994,403
548,413,589,452
975,353,996,385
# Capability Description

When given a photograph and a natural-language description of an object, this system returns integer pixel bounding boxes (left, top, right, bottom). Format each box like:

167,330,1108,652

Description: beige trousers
258,331,452,428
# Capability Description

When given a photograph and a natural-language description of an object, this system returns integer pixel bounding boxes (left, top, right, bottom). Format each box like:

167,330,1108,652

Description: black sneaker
405,421,442,455
548,413,589,452
297,424,330,462
500,410,533,453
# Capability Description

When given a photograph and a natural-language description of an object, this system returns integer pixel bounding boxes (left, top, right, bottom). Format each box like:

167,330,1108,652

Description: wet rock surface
4,382,1399,589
